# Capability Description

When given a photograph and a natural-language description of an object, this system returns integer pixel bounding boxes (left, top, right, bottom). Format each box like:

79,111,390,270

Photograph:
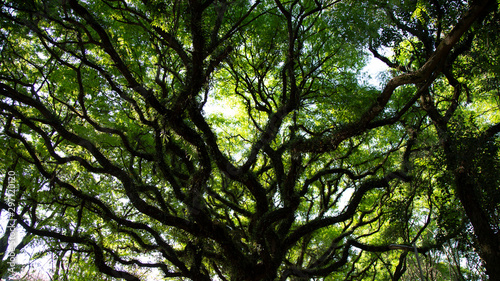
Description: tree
368,0,500,279
0,0,498,280
379,0,500,278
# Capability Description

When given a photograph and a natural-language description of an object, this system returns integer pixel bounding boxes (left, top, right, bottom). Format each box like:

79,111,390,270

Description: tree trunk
453,168,500,280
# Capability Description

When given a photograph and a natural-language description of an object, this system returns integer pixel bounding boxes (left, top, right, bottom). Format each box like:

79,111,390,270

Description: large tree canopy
1,0,499,280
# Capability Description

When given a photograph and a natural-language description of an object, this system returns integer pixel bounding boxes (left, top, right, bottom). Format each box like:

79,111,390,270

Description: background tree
369,0,500,278
0,0,498,280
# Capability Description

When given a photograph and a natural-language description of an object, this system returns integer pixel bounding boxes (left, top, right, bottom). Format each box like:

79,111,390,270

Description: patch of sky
361,54,389,90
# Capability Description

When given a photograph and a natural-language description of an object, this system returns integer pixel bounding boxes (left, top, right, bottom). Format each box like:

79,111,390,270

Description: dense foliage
1,0,499,280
